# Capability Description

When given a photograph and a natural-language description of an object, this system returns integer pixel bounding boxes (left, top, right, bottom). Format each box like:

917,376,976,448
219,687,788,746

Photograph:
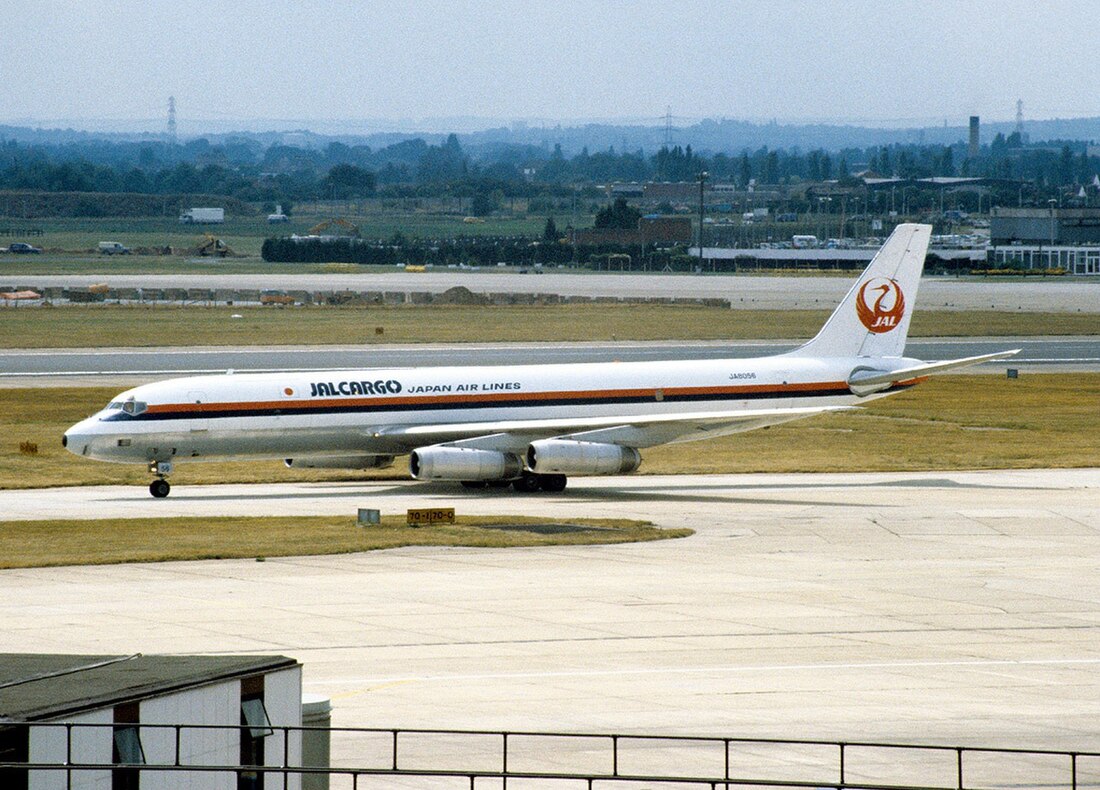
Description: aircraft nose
63,427,82,456
63,420,95,457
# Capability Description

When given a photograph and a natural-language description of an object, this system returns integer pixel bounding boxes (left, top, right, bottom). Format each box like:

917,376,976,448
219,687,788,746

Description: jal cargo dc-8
64,224,1016,498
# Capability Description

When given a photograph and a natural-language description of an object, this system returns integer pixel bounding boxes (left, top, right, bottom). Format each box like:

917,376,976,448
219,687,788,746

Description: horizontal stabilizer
848,350,1020,388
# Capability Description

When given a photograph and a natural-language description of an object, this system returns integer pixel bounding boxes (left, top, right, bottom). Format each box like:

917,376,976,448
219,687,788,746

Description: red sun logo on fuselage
856,278,905,333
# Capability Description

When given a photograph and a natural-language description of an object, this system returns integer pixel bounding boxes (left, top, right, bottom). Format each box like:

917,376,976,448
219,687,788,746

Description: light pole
697,170,708,270
571,183,579,266
1048,198,1058,247
817,196,831,243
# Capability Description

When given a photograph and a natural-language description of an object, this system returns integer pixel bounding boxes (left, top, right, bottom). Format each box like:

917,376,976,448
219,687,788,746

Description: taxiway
14,272,1100,312
2,337,1093,386
1,469,1098,756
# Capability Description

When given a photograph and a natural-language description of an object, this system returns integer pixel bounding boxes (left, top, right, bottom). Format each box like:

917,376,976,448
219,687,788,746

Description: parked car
9,243,42,254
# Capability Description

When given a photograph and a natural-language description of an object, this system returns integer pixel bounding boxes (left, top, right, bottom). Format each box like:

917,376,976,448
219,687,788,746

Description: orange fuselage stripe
144,380,853,415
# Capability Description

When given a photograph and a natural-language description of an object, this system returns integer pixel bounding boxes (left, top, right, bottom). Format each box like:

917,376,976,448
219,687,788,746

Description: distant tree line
0,190,255,218
2,128,1099,214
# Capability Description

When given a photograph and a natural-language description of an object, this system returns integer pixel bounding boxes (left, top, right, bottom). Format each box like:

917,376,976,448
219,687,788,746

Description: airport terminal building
989,206,1100,274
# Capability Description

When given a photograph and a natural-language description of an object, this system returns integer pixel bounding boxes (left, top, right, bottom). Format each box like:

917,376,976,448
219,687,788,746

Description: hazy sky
2,0,1097,132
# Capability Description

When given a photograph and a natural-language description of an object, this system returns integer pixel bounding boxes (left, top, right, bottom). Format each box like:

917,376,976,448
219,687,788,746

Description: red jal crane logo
856,278,905,333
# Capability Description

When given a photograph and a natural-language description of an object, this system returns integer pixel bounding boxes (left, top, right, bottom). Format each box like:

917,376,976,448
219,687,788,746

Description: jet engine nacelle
409,446,523,481
284,455,394,470
526,440,641,475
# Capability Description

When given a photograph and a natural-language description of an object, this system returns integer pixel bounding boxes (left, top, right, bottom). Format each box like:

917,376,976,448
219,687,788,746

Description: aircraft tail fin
787,223,932,359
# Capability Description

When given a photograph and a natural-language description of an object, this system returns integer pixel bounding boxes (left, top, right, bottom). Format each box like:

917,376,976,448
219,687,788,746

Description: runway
2,337,1095,384
12,271,1100,312
2,469,1099,755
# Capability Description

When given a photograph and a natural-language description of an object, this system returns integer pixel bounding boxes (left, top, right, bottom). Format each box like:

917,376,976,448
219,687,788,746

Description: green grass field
3,216,278,258
0,208,591,263
0,206,587,272
0,515,685,569
0,304,1097,348
3,374,1096,493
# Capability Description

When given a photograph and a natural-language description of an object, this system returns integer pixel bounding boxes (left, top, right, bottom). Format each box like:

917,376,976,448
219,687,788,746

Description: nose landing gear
148,461,173,498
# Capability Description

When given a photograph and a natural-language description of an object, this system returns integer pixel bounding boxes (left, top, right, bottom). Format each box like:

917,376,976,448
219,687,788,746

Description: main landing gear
460,472,567,493
148,461,173,498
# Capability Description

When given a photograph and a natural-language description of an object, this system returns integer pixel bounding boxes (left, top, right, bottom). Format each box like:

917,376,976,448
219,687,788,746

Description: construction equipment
260,290,296,305
195,234,231,257
308,218,360,237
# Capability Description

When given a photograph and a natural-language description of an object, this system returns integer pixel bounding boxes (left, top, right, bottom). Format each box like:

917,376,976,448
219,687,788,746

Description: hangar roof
0,653,298,722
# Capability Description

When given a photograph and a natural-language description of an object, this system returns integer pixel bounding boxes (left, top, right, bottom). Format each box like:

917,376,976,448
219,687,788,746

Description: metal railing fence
1,722,1097,790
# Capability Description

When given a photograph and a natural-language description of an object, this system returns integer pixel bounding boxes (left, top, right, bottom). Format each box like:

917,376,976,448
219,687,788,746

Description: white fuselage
63,353,918,466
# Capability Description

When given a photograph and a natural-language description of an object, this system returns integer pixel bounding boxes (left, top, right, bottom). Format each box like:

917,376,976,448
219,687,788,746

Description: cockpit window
121,401,147,415
107,402,123,410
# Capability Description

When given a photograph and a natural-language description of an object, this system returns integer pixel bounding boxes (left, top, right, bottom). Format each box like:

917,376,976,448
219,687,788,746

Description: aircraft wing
375,405,855,451
848,350,1020,388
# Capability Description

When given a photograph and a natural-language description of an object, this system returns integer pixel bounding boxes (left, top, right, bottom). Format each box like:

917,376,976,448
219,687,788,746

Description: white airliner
64,223,1016,498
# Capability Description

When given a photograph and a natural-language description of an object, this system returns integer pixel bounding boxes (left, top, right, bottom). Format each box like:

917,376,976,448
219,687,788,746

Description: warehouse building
0,653,304,790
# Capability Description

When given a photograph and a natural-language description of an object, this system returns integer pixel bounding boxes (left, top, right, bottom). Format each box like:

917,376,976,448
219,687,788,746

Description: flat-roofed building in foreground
0,653,303,790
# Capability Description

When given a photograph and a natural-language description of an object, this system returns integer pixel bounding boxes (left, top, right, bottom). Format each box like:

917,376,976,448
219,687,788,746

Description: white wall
263,666,303,790
29,709,112,790
140,680,238,790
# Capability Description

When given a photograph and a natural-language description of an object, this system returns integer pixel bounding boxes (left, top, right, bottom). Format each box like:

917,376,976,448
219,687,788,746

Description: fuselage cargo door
771,368,796,410
187,390,209,433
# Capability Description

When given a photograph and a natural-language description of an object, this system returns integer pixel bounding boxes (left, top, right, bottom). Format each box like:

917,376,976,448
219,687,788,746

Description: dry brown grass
645,373,1100,472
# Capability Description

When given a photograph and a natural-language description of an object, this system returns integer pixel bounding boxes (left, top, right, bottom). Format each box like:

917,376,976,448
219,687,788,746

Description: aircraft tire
149,479,170,498
539,474,567,492
512,472,543,493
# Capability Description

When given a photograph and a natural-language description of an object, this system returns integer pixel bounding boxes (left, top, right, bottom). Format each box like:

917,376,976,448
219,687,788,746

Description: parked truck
179,207,225,224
